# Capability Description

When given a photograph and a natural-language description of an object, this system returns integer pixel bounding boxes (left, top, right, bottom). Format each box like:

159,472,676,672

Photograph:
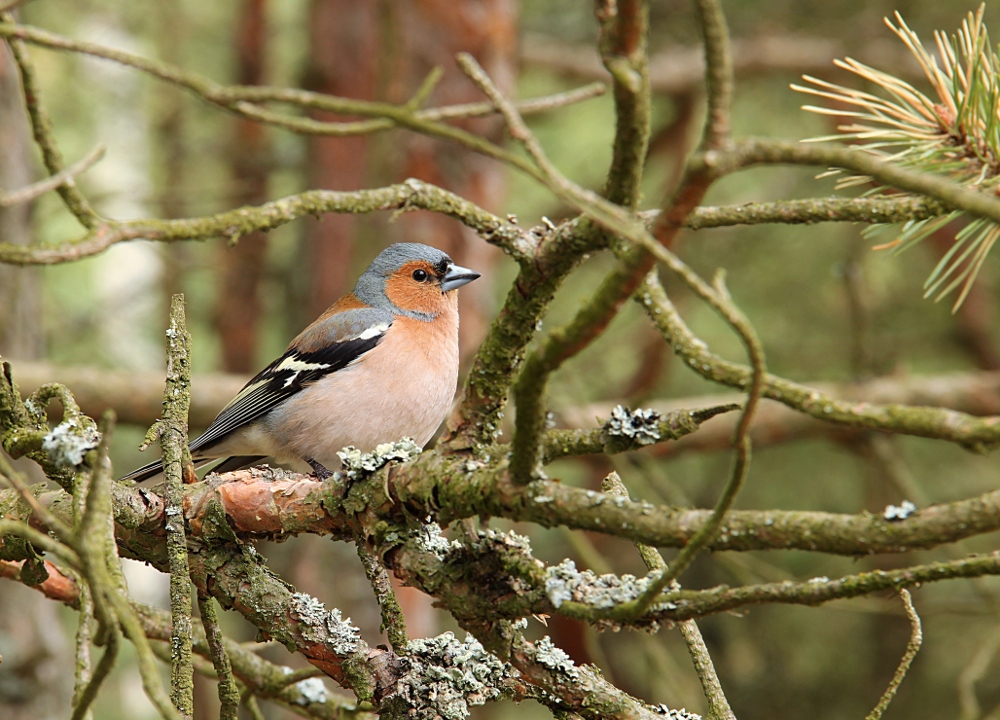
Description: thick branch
10,458,999,560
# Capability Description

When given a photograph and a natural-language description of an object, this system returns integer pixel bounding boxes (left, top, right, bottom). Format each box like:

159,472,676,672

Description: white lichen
656,704,702,719
42,418,100,467
293,677,328,705
543,560,678,612
883,500,918,521
337,438,422,481
413,523,459,559
533,636,579,679
290,592,362,655
397,631,517,720
604,405,663,446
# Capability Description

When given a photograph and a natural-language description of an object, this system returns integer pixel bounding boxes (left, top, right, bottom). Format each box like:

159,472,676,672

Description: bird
121,242,480,483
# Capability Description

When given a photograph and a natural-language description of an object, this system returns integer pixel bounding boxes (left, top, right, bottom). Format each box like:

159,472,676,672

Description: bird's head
355,243,480,319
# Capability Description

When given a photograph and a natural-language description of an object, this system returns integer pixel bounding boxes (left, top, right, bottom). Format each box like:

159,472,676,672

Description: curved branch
0,180,532,266
638,276,1000,450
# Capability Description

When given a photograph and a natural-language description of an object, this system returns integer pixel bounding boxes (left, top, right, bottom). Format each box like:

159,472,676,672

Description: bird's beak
440,264,481,292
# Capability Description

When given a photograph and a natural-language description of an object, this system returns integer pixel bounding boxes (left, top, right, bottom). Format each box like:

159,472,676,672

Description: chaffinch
122,242,480,482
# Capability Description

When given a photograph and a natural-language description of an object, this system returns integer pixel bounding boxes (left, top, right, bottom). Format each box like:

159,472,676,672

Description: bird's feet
306,458,334,480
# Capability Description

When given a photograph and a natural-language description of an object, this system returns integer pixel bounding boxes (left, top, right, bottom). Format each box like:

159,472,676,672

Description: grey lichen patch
533,636,579,680
479,527,533,552
604,405,661,446
412,523,460,560
544,560,677,613
337,438,422,482
42,417,100,467
397,631,518,720
290,592,362,655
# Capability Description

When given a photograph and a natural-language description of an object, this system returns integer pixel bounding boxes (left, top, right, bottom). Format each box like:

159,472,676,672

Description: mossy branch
161,295,195,719
603,472,734,720
0,180,532,266
637,276,1000,450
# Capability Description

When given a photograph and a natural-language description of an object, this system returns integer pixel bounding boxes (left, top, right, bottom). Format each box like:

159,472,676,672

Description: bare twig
957,623,1000,720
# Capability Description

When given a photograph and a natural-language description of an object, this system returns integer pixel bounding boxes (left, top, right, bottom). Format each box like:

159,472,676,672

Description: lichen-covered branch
683,195,947,229
195,593,241,720
9,451,1000,561
355,540,409,653
541,403,739,462
161,295,195,719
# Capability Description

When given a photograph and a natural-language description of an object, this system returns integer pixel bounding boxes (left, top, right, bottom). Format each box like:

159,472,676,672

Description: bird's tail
119,455,267,483
119,457,167,483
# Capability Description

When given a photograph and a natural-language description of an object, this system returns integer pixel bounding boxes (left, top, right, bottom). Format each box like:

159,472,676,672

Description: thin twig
0,144,106,208
628,260,766,617
0,455,74,541
71,583,95,720
602,472,735,720
695,0,733,148
243,694,266,720
597,0,651,209
2,13,99,227
957,624,1000,720
865,589,923,720
355,540,409,653
197,592,240,720
70,621,119,720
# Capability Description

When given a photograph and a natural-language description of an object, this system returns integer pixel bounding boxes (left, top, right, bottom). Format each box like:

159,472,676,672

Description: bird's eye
412,269,429,282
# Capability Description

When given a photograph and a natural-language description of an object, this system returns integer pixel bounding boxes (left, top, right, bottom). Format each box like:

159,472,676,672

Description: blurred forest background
2,1,999,719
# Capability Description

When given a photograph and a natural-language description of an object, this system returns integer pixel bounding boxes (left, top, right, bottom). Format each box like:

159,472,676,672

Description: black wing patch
189,327,388,454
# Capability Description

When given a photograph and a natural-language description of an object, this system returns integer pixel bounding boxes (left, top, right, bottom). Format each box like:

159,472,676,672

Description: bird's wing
188,308,393,454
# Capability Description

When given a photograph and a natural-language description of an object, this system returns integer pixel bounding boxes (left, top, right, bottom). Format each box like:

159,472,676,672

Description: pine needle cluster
794,4,1000,309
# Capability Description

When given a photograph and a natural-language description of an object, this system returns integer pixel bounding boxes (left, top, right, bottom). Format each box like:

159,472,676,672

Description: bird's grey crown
354,243,454,319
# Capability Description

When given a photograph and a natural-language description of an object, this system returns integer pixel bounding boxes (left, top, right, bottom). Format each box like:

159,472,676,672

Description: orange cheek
385,274,446,315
